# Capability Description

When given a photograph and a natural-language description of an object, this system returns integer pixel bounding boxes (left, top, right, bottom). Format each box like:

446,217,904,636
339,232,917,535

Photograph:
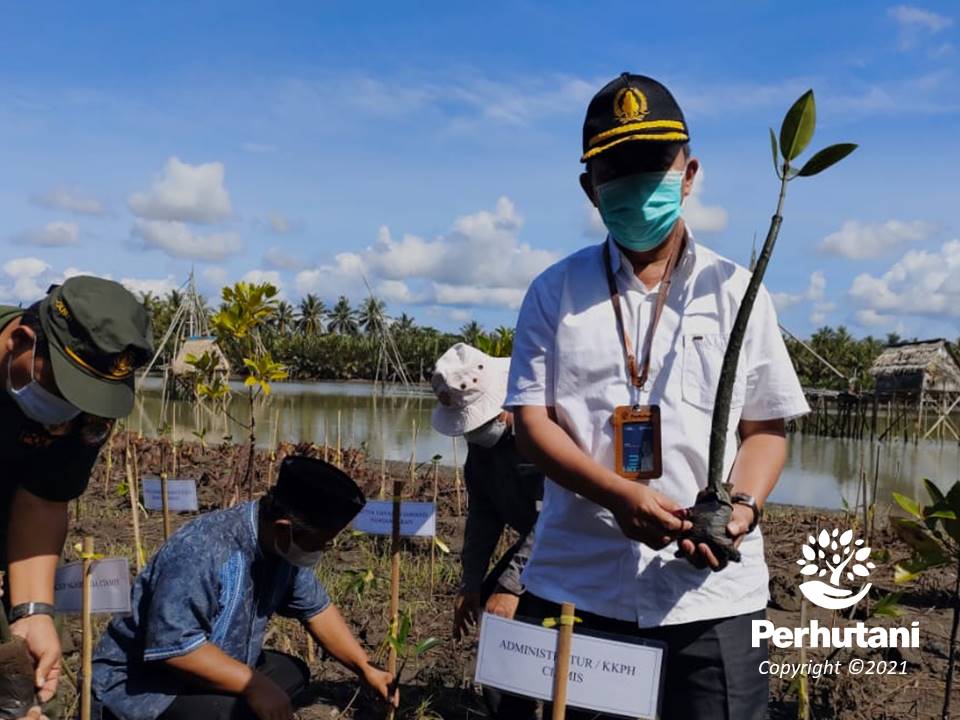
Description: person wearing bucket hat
0,276,154,719
89,455,397,720
505,74,809,719
431,344,542,674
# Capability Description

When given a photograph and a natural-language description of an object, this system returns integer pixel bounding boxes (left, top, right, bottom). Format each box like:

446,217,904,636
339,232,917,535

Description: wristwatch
8,602,56,624
730,492,762,533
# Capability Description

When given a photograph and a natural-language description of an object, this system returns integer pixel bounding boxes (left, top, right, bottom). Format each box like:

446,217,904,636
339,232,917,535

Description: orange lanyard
603,230,685,390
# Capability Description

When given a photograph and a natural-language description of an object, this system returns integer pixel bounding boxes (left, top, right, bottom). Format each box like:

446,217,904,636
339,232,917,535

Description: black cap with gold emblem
581,72,689,162
38,276,154,419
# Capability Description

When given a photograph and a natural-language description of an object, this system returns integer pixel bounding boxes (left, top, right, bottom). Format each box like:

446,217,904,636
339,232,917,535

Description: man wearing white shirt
505,73,810,719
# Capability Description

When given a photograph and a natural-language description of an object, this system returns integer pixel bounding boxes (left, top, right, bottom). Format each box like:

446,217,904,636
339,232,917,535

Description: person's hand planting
361,663,398,707
611,482,691,549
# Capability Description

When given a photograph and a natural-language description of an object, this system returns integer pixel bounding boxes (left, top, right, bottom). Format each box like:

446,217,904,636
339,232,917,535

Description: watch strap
9,601,56,623
730,492,761,533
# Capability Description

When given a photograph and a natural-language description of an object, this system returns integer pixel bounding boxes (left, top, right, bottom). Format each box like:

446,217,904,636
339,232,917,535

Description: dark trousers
495,593,769,720
98,651,309,720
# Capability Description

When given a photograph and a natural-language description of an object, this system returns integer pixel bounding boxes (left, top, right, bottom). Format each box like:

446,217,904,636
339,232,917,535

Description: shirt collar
605,225,698,293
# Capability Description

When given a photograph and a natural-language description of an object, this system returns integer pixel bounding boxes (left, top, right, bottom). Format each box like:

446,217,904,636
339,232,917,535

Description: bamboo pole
126,443,144,573
172,405,178,476
551,602,576,720
103,429,114,498
380,419,387,500
798,598,810,720
387,477,403,720
80,536,94,720
306,634,316,665
160,471,172,542
322,417,329,463
336,409,342,467
430,458,439,594
453,436,463,516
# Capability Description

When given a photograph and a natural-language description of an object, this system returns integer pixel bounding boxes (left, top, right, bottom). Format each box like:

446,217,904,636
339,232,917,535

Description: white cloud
30,187,103,216
0,257,52,304
771,270,835,325
12,221,80,247
133,219,243,262
263,246,307,270
888,5,954,51
817,219,935,259
128,157,232,223
683,170,728,233
241,269,283,295
295,197,557,310
376,279,416,304
202,266,229,289
267,212,298,234
888,5,953,32
120,275,178,298
848,238,960,324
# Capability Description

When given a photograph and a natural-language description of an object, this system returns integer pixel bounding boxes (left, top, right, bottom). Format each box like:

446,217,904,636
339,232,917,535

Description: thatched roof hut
170,336,230,377
869,339,960,396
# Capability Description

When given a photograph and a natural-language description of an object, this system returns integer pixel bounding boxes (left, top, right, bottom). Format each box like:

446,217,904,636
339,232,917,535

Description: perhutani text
752,620,920,649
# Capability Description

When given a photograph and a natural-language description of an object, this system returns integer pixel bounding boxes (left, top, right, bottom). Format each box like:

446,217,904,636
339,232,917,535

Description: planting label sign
352,500,436,538
142,477,199,512
475,613,665,719
54,558,131,615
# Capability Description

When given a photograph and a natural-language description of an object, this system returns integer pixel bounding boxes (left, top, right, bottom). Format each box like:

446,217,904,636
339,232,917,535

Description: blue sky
0,1,957,338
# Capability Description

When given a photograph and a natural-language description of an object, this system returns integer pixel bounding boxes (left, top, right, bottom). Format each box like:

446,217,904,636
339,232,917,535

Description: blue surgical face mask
275,525,324,568
6,337,81,426
597,170,684,252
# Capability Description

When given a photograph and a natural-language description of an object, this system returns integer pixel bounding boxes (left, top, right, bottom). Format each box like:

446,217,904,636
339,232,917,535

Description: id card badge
611,405,662,480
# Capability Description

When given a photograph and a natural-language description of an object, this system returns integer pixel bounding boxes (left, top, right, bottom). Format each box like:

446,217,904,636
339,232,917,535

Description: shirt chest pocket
681,333,747,411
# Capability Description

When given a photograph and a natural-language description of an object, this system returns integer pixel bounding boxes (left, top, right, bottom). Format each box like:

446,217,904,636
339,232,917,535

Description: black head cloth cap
273,455,366,530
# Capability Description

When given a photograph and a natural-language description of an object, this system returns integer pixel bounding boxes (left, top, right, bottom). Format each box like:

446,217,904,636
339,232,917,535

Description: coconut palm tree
458,320,484,347
274,300,296,335
394,313,416,334
297,294,326,335
327,296,359,336
358,296,387,335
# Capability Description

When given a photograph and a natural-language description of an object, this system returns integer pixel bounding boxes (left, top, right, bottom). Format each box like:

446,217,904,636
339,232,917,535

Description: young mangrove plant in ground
683,89,857,567
211,281,288,500
891,479,960,720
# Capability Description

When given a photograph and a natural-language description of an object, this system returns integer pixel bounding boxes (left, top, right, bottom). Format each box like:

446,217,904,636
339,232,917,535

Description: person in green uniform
0,276,153,720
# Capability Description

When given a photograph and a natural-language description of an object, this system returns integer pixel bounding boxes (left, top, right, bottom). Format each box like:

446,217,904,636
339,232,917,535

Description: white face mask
274,526,324,568
6,337,81,426
464,416,508,448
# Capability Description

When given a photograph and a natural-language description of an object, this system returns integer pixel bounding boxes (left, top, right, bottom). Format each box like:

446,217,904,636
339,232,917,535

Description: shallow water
132,378,960,511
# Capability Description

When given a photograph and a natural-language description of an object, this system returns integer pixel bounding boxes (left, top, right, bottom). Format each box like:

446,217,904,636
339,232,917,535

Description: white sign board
142,477,199,512
352,500,436,538
54,558,131,615
475,614,664,719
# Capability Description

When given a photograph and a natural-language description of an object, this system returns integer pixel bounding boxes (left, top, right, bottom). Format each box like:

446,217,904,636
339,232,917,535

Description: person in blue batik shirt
89,455,397,720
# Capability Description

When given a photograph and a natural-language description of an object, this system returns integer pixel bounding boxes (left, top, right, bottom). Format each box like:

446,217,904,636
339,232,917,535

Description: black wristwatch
731,493,762,533
8,602,56,624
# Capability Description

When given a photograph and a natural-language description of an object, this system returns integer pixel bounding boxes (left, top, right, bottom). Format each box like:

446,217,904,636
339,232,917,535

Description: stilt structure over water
791,338,960,443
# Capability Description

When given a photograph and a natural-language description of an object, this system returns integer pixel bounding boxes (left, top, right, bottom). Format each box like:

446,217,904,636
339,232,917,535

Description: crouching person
89,455,397,720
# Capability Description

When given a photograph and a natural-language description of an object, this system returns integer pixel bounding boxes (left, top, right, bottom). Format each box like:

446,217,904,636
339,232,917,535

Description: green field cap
581,72,689,162
38,276,153,419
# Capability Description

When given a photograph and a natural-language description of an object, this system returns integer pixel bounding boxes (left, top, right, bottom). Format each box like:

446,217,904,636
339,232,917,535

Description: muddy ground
43,433,960,719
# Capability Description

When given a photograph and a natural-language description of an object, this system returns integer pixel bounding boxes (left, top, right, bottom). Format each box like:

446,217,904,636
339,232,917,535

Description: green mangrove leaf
769,128,780,177
414,637,441,656
892,492,923,519
779,90,816,161
892,517,944,555
796,143,857,177
870,591,904,618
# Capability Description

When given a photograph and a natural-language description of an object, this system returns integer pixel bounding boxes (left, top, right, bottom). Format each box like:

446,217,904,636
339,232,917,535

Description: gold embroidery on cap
109,351,135,379
54,298,70,318
613,87,648,124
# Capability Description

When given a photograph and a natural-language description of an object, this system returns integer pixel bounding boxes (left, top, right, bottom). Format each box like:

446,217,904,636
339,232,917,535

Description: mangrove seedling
386,609,441,698
211,282,288,500
891,479,960,720
681,89,856,569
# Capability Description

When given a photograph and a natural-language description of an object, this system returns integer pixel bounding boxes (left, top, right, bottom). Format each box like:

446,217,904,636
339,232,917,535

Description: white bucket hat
430,343,510,437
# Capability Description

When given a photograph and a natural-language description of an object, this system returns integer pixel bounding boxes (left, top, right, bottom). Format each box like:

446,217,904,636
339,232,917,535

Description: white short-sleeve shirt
505,231,810,627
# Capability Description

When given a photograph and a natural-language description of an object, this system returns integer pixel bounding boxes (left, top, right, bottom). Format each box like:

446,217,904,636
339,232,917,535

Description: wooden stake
798,598,810,720
103,429,114,499
380,418,387,499
551,601,576,720
125,443,144,573
452,436,463,516
322,417,329,463
160,471,172,542
336,409,342,466
306,634,316,665
431,458,439,593
80,536,94,720
387,478,403,720
171,405,178,476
